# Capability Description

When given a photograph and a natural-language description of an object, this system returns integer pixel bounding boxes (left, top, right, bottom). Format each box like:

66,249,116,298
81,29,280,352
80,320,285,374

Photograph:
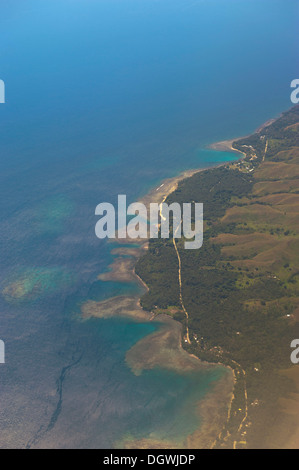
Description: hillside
136,105,299,449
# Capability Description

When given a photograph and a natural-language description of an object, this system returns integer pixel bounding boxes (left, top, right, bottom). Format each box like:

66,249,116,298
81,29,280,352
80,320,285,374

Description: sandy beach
208,137,245,154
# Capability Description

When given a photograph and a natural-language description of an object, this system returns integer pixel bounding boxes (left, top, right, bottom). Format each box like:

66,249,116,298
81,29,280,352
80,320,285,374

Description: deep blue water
0,0,298,448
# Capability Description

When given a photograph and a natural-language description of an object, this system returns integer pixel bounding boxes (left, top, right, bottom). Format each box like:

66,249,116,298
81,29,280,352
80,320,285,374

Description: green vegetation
136,105,299,448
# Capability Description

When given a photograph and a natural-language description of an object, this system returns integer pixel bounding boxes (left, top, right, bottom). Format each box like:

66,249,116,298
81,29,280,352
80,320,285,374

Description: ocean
0,0,298,448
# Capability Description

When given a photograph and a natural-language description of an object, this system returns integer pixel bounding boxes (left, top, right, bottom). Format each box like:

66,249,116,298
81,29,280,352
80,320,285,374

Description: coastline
207,114,280,155
208,137,246,155
83,116,279,448
82,142,245,448
83,295,235,449
88,128,250,304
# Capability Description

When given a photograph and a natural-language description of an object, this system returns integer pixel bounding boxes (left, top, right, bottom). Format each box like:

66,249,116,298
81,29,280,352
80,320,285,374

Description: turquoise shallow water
0,0,298,448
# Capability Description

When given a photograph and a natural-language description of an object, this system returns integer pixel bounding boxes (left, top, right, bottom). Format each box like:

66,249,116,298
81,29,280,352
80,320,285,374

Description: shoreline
207,113,280,155
208,137,246,155
92,128,250,289
84,116,278,448
83,294,235,449
82,142,243,448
